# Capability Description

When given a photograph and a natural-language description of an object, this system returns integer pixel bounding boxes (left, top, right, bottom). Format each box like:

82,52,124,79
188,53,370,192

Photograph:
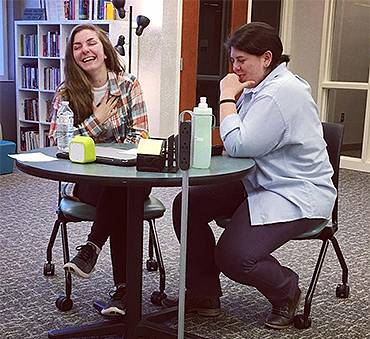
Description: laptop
56,144,137,166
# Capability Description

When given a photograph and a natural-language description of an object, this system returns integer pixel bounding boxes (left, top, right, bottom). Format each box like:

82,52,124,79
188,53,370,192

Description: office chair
43,184,167,311
214,122,349,329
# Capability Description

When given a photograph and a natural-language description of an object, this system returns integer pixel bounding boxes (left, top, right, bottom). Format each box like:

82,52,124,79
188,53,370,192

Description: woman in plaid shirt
49,24,150,317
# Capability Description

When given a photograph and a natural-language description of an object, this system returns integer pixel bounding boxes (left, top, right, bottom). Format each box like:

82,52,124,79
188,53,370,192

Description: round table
16,146,255,339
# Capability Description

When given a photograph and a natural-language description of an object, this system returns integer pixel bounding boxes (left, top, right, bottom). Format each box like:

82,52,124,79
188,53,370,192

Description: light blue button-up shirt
220,63,337,225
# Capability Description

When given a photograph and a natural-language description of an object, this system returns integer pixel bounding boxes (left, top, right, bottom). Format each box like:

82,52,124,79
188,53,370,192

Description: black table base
48,306,206,339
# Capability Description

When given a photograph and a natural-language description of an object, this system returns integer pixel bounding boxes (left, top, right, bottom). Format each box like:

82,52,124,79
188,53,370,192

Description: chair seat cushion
60,195,166,222
144,196,166,220
60,198,96,221
293,220,329,239
215,215,329,239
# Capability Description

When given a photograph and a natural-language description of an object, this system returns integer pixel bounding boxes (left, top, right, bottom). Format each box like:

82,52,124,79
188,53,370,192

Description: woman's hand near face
93,89,118,124
220,73,255,100
219,74,255,123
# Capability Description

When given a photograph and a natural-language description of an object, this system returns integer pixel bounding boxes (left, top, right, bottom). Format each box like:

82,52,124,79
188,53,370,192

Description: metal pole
177,111,194,339
178,169,189,339
129,5,132,73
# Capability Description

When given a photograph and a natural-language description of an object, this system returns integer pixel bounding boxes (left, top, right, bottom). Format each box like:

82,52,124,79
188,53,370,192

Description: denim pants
74,183,151,285
172,180,324,306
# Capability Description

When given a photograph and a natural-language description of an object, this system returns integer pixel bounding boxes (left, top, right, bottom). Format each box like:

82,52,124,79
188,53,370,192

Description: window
0,0,8,80
318,0,370,171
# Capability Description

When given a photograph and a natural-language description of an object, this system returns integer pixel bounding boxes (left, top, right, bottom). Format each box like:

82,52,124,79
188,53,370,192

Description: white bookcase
14,20,138,152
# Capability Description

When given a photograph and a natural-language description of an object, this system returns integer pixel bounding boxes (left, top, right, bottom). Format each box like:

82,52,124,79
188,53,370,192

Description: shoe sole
264,320,294,330
63,262,91,279
188,307,221,317
161,299,221,317
101,306,126,316
265,290,301,330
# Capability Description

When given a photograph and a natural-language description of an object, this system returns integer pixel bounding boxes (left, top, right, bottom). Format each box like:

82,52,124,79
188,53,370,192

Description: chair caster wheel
146,258,158,271
56,296,73,311
43,262,55,276
336,283,349,298
151,291,167,306
294,314,311,329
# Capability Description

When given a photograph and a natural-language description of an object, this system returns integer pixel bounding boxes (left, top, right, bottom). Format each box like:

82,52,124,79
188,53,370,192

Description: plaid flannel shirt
49,71,149,144
49,71,149,200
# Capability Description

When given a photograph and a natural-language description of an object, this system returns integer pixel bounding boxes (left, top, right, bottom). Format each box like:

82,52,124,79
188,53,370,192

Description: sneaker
161,293,221,317
265,288,301,329
63,241,100,279
101,284,127,316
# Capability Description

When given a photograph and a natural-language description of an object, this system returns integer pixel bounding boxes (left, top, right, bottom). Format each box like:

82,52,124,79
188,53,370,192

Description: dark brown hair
225,22,290,70
59,24,123,125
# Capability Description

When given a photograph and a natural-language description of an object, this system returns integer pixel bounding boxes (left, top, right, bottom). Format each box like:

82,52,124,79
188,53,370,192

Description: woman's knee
214,240,256,280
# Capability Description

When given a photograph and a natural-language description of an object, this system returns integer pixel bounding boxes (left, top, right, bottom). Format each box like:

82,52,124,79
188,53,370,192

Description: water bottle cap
198,97,208,108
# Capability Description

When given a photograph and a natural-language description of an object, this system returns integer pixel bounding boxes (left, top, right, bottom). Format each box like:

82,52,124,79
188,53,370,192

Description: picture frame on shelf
22,8,46,21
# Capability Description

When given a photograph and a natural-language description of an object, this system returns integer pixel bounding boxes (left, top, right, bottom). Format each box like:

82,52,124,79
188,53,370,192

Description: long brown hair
59,24,123,125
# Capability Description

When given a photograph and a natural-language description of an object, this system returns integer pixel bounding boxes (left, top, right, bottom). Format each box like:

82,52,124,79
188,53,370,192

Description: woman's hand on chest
93,89,119,124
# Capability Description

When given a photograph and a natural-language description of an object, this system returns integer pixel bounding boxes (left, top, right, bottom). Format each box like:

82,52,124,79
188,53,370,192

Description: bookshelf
14,20,138,152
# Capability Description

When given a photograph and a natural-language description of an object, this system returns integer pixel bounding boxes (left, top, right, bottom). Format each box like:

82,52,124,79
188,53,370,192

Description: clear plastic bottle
56,101,74,152
192,97,213,169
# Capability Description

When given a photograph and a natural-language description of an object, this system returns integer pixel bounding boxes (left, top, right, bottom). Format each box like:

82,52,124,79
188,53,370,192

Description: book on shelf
42,32,60,57
20,126,40,151
43,130,51,147
105,1,114,20
43,67,61,91
22,98,39,121
45,0,65,20
21,64,38,89
41,0,117,20
20,34,38,57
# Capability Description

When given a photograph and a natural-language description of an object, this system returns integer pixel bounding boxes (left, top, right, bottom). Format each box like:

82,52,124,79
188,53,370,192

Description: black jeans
172,180,324,306
74,183,151,285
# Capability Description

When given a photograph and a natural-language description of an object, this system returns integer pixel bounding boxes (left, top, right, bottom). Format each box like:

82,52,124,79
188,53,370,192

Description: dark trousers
74,183,151,285
172,180,324,306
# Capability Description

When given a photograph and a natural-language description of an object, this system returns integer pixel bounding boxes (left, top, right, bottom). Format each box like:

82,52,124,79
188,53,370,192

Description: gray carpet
1,166,370,339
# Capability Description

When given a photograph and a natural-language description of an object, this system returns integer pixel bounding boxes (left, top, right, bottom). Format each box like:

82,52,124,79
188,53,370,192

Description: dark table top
15,146,255,187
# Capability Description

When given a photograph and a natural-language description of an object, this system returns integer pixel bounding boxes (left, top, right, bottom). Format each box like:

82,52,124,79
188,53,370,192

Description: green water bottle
193,97,213,169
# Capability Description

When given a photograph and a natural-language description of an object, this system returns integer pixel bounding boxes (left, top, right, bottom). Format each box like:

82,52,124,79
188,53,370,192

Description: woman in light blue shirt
164,22,336,329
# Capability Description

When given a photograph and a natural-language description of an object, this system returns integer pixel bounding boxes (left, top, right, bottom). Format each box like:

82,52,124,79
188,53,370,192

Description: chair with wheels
44,184,168,311
214,122,349,329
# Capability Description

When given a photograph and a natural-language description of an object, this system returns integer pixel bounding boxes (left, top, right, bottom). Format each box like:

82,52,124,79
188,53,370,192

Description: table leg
124,186,145,337
48,186,208,339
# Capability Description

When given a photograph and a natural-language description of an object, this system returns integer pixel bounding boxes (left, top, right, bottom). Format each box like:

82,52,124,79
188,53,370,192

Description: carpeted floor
0,166,370,339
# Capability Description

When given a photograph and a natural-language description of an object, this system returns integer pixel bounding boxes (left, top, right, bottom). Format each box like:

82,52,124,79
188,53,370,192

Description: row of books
42,32,60,57
20,127,40,151
20,64,62,91
20,34,38,57
42,0,116,21
43,67,61,91
22,98,39,121
21,64,38,89
22,98,52,123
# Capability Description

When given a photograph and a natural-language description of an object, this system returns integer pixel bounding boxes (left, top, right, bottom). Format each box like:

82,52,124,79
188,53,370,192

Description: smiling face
72,29,107,76
230,47,272,86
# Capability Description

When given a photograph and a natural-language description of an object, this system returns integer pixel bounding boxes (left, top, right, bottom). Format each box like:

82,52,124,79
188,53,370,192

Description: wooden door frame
179,0,249,143
180,0,249,112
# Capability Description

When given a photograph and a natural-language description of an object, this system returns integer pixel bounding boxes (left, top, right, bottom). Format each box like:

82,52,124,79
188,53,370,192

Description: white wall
127,0,182,138
22,0,182,139
287,0,325,102
22,0,39,12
